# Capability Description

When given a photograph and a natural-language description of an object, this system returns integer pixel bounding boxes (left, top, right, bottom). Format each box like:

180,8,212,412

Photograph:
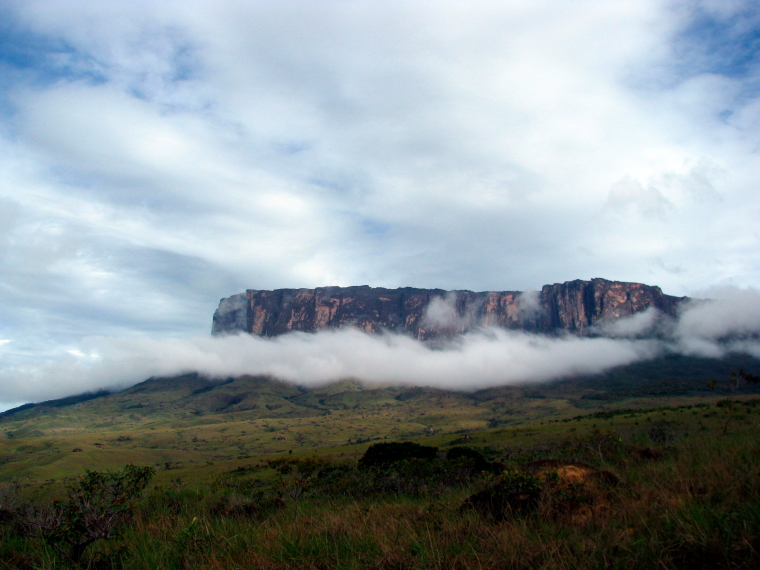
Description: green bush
359,442,438,468
16,464,154,566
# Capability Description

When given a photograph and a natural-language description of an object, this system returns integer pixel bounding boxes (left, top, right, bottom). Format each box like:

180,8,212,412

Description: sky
1,1,759,408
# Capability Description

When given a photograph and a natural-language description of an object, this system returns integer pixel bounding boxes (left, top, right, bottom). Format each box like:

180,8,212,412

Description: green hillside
3,381,760,568
1,355,759,483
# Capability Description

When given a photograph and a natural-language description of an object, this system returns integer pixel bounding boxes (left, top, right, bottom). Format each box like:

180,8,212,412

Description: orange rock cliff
212,278,686,339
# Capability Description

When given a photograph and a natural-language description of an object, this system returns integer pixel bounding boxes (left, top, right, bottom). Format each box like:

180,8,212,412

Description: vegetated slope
4,392,760,569
3,354,759,432
0,374,309,430
0,373,529,438
0,355,759,483
562,353,760,399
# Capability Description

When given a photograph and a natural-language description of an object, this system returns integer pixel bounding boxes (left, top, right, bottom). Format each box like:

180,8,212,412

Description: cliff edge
212,278,686,339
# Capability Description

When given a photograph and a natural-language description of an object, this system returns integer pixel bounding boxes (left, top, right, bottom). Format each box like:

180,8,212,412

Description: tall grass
3,417,760,569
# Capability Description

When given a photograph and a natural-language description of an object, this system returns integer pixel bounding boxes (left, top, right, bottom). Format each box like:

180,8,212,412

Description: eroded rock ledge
212,278,686,339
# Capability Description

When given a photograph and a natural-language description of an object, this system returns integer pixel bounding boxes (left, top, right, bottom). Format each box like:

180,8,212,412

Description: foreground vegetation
2,394,760,569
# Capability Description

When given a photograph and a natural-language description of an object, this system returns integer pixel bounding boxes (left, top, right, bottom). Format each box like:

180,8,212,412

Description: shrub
446,446,501,473
268,456,330,518
359,442,438,468
463,469,546,521
16,464,154,566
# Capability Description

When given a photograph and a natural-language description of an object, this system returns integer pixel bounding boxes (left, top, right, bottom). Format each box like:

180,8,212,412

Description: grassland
2,358,760,568
2,357,756,483
3,395,760,569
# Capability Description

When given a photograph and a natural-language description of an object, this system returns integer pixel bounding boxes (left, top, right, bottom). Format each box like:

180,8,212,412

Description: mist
1,286,759,410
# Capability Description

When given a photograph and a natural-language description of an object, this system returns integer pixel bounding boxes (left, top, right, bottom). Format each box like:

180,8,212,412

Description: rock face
212,278,686,339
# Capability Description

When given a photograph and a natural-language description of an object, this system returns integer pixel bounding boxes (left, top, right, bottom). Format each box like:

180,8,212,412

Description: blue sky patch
0,22,106,87
675,5,760,80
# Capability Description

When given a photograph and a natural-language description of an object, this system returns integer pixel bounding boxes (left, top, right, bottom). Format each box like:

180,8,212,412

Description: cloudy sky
1,1,759,407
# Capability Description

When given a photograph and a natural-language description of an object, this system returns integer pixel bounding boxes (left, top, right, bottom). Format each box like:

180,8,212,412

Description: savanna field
2,366,760,569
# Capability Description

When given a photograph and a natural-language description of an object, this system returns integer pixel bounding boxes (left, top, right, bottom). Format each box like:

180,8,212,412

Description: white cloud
675,287,760,342
607,176,673,219
1,285,759,407
595,307,664,338
517,291,542,319
421,292,480,333
0,1,759,388
0,328,661,405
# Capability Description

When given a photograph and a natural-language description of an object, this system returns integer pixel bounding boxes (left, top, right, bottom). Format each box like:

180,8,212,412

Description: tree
18,464,155,566
707,369,760,435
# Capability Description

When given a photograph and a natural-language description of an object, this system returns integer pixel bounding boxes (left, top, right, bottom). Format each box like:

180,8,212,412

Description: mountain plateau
212,278,686,338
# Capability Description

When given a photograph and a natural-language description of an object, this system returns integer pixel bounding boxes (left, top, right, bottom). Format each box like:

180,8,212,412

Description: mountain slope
4,354,759,437
1,355,759,481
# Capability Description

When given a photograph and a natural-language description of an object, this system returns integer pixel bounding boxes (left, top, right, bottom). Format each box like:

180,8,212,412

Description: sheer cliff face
211,279,686,338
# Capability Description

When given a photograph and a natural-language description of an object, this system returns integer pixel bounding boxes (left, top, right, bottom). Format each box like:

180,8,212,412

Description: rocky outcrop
212,278,686,339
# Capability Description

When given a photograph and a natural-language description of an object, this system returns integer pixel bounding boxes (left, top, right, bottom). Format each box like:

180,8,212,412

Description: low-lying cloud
421,292,479,333
1,286,759,410
675,288,760,343
0,329,660,409
594,307,666,338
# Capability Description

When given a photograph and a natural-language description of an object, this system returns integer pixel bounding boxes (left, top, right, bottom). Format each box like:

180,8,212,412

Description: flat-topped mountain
212,278,686,339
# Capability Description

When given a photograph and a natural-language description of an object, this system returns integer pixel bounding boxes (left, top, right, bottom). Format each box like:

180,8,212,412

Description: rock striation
212,278,686,339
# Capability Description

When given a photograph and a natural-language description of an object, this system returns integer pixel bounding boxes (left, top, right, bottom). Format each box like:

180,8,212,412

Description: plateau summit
212,278,686,339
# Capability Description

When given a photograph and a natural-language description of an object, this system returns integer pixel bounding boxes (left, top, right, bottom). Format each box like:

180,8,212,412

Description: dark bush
359,442,438,468
446,446,492,472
